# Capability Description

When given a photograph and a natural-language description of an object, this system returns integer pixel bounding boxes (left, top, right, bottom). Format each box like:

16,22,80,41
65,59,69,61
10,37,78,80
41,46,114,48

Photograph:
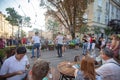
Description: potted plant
48,44,54,51
69,42,75,49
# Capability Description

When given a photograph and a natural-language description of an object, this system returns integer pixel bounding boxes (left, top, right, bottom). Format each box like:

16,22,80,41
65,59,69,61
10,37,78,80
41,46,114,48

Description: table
57,61,80,80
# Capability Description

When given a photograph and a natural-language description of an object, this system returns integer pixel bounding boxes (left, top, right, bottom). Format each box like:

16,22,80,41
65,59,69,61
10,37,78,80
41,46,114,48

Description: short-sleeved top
0,55,29,80
75,70,102,80
56,35,63,45
75,37,80,44
32,36,40,44
96,58,120,80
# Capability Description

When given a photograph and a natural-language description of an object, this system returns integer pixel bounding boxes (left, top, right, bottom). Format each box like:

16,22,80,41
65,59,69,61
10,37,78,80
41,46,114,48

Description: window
1,21,4,31
111,5,114,15
97,11,101,22
105,15,108,25
105,2,109,12
119,10,120,19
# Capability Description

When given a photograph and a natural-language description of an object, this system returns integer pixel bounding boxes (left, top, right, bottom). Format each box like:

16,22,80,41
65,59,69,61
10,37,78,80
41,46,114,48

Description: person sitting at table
0,46,30,80
74,55,80,62
28,59,50,80
96,48,120,80
74,55,102,80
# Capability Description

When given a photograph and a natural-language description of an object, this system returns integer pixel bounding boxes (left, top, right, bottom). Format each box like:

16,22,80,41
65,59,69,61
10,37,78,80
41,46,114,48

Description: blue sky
0,0,46,32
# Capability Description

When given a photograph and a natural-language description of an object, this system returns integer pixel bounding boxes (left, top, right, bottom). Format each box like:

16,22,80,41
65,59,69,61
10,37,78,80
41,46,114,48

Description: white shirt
32,35,40,44
0,55,29,80
96,58,120,80
75,37,80,44
56,35,63,44
101,39,106,47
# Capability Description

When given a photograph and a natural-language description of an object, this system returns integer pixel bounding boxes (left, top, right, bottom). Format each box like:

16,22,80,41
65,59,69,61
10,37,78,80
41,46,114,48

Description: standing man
55,32,63,57
0,46,30,80
31,32,41,58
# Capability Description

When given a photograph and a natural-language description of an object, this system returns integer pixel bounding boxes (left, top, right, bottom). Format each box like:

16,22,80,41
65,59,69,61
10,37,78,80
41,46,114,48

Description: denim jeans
82,42,88,55
87,42,92,52
32,43,40,58
57,44,63,57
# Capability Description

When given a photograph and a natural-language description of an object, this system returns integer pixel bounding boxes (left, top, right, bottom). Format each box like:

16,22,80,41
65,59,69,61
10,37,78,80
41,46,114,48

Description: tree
92,26,101,35
6,7,31,37
46,19,59,38
33,28,40,32
20,16,31,38
79,24,89,34
103,27,112,36
21,30,26,38
41,0,94,39
22,16,31,28
6,8,22,36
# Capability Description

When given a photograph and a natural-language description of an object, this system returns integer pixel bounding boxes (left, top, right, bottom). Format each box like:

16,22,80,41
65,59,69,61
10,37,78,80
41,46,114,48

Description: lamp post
18,19,22,38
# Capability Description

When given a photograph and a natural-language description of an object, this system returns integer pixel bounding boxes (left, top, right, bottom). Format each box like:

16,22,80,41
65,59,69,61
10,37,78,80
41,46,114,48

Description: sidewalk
27,48,84,68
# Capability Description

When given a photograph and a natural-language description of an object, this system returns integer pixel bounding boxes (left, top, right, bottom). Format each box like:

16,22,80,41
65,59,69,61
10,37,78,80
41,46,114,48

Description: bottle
48,69,52,79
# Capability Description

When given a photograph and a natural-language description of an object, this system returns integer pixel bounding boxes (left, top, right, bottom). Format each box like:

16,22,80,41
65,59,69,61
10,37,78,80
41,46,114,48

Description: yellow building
0,12,18,38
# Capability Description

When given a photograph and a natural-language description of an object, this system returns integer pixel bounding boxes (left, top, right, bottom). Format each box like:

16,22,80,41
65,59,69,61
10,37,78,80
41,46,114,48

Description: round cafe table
57,61,80,80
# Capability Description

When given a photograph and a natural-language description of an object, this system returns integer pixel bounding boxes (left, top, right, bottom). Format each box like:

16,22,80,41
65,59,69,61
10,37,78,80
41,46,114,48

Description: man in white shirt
31,32,41,58
0,46,30,80
96,48,120,80
55,32,63,57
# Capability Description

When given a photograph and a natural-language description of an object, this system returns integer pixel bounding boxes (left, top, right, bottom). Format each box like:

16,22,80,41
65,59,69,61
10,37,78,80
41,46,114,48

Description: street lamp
17,19,22,38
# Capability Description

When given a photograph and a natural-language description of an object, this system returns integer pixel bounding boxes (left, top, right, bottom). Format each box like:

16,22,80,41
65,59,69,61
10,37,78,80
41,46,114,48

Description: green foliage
0,47,15,59
91,26,101,34
118,34,120,38
79,25,89,34
0,49,6,58
46,19,59,31
21,30,26,38
6,7,22,26
42,0,94,39
69,40,76,46
46,19,59,39
26,45,46,50
103,27,112,36
22,16,31,28
26,46,32,50
41,45,46,50
5,7,31,37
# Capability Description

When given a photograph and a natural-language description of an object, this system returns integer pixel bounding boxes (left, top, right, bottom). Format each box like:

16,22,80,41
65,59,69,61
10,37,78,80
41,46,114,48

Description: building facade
0,12,18,38
86,0,120,33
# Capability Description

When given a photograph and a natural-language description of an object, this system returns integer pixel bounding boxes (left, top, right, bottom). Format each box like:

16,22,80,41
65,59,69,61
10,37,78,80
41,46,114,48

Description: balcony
108,19,120,33
111,0,120,7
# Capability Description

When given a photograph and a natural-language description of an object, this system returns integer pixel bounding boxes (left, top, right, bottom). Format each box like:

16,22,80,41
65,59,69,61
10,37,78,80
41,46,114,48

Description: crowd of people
0,36,28,49
0,32,120,80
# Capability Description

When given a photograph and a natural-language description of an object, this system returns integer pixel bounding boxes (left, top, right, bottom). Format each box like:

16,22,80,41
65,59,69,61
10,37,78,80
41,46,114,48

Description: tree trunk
70,26,75,39
12,25,14,36
71,31,75,39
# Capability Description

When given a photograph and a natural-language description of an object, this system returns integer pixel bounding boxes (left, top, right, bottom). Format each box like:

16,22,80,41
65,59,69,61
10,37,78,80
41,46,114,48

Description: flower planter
69,45,75,49
48,45,54,51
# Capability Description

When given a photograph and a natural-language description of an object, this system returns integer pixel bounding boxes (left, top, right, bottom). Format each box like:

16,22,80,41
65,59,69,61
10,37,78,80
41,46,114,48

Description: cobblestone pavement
27,48,100,69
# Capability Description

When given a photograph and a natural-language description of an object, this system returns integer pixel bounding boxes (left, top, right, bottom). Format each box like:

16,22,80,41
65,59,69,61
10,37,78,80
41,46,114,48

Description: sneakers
57,56,62,58
31,56,35,58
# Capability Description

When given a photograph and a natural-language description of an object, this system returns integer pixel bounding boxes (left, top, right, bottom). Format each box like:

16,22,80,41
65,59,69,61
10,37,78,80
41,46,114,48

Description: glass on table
48,67,53,79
